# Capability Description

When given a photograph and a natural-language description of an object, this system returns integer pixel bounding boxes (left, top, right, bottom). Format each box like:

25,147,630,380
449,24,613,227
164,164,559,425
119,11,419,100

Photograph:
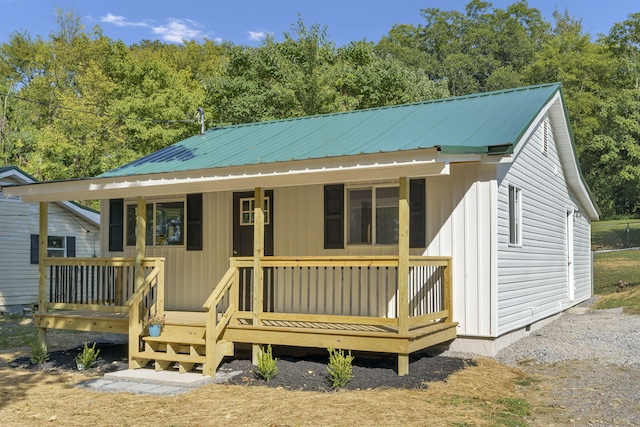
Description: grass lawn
593,249,640,315
591,219,640,250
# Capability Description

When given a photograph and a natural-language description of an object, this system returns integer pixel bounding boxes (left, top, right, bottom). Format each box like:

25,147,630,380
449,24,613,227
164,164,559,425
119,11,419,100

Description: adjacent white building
0,167,100,313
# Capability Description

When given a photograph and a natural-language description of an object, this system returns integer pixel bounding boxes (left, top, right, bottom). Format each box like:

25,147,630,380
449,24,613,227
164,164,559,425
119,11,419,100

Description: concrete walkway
77,368,242,396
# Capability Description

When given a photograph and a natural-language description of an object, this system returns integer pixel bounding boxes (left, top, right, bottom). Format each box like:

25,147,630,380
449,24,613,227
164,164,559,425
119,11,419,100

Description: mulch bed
9,342,474,392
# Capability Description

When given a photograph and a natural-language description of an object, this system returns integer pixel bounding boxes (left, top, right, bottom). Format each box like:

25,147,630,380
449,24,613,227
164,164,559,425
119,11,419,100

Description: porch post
252,187,265,365
135,196,146,290
397,177,410,376
37,202,48,353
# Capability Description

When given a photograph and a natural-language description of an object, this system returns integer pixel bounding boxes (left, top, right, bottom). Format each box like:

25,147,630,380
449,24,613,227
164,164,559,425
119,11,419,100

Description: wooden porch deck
33,255,456,377
34,310,129,334
34,309,456,374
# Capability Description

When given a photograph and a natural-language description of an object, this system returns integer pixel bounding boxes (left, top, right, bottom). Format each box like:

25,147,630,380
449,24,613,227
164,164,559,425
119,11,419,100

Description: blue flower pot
148,324,161,337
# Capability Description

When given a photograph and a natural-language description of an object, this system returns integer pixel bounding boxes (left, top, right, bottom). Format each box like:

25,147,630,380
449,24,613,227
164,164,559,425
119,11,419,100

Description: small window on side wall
30,235,76,264
508,185,522,245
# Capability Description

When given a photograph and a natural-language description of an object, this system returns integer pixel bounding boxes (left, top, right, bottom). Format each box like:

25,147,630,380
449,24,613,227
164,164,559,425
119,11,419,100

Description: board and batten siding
103,181,427,314
496,115,592,335
423,163,496,337
102,192,233,311
0,181,99,311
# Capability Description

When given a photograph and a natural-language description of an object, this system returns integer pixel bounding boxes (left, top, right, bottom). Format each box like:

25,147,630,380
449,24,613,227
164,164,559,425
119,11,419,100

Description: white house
2,83,598,375
0,167,100,313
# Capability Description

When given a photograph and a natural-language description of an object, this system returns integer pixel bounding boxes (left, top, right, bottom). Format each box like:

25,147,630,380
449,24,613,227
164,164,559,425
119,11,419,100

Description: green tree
376,0,549,95
525,11,616,152
580,90,640,216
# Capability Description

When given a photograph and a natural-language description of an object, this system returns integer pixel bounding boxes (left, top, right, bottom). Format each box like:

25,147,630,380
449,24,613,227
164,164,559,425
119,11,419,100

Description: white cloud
247,30,274,42
247,31,266,42
100,13,149,28
152,18,205,43
100,13,207,43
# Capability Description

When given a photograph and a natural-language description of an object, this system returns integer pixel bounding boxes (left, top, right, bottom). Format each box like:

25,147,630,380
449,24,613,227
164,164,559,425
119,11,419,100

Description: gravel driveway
495,301,640,426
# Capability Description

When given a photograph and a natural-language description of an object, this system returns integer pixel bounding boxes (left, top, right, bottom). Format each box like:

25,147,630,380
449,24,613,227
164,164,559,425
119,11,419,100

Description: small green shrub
327,347,354,388
256,344,278,381
29,339,49,364
75,342,100,369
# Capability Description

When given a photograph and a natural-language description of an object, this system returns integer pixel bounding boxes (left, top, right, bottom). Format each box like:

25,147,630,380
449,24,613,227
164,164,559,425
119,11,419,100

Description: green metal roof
100,83,561,178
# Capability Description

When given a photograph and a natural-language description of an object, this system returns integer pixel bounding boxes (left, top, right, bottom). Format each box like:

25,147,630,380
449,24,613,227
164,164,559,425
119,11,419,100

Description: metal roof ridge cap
205,83,563,131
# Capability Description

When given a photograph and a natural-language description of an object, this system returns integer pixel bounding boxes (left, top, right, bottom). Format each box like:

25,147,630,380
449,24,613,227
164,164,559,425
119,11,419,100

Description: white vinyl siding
0,177,99,311
496,116,592,335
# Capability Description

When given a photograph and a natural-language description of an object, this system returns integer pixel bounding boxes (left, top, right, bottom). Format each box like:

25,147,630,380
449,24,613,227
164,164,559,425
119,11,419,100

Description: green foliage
75,342,100,369
3,3,640,216
327,347,354,388
29,339,49,364
255,344,278,381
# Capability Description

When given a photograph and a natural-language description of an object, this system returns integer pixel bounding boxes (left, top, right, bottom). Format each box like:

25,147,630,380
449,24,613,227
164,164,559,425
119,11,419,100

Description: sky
0,0,638,47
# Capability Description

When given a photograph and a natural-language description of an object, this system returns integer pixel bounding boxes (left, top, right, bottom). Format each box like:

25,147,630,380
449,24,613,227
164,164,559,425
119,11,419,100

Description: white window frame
47,235,67,257
239,196,271,226
125,198,185,247
508,185,522,246
347,185,399,246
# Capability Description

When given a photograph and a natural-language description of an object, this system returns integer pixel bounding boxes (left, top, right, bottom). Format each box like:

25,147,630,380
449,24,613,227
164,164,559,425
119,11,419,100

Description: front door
233,190,274,310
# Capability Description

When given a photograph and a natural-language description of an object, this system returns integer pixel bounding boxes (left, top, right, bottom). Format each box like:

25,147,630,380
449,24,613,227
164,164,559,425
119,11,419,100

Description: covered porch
31,179,456,377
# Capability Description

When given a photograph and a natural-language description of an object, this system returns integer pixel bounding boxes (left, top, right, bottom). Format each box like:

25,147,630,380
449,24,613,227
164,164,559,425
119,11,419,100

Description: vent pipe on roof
197,107,205,134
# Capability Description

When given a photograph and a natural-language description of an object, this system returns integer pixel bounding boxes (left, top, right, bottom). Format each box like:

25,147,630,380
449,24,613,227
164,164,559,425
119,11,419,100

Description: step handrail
125,258,165,369
203,265,238,376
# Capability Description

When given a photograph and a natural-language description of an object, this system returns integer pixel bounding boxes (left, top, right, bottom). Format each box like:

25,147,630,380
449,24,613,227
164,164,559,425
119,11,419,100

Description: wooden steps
133,324,208,373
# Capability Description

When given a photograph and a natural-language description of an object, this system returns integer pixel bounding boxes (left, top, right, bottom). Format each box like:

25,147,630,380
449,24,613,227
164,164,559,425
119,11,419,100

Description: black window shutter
410,179,426,248
30,234,39,264
324,184,344,249
109,199,124,252
186,193,203,251
66,236,76,257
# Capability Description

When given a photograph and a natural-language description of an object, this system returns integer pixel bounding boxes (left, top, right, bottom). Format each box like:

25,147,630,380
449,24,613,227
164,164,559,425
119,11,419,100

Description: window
508,185,522,245
239,197,270,226
126,200,184,246
126,204,153,246
324,180,425,250
348,186,399,245
47,236,66,257
30,235,76,264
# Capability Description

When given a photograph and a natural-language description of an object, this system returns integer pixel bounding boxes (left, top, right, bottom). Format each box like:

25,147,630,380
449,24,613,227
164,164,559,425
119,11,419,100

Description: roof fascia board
6,150,449,202
548,94,600,220
511,90,599,220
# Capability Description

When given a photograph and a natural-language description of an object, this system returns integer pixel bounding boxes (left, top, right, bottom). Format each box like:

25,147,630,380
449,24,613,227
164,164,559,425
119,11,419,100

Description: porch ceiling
4,150,450,202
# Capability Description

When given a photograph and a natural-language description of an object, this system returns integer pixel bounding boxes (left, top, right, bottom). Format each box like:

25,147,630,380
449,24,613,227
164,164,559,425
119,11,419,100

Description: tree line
1,0,640,218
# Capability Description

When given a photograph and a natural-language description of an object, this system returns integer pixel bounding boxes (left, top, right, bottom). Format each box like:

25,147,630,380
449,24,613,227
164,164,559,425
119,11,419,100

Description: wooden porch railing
42,257,162,313
203,255,453,377
125,259,165,369
202,264,238,376
227,256,452,323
